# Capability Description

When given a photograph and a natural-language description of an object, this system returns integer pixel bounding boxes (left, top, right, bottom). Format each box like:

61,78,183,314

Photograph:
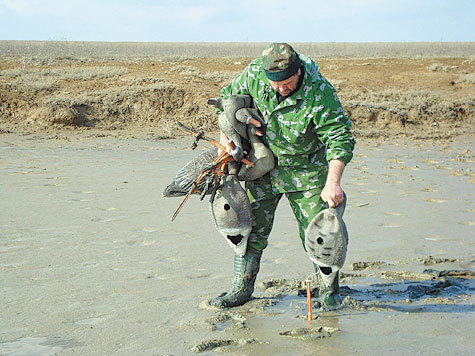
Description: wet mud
191,258,474,353
1,134,473,355
279,326,340,341
191,338,258,353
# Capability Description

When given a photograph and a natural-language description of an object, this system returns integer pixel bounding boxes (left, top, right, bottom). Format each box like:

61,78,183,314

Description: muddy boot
316,266,340,311
210,246,262,308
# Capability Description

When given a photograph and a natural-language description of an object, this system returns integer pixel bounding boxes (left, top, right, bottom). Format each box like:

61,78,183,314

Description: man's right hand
219,114,264,155
219,131,235,155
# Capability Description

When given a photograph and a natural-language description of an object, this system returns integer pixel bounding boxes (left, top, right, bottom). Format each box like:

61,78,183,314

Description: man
210,43,355,310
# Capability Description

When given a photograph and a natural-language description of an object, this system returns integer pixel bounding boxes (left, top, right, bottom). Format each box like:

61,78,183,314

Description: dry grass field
0,41,474,140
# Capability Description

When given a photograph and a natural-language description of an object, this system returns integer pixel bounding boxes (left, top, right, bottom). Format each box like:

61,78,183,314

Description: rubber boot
314,264,340,311
210,246,262,308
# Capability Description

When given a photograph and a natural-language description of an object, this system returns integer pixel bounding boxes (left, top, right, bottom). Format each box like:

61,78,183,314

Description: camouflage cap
262,42,301,82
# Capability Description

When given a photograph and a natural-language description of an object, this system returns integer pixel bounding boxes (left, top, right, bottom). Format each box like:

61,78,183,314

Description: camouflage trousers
245,172,327,252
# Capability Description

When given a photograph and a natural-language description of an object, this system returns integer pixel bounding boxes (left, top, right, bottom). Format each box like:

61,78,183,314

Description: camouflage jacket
220,54,355,193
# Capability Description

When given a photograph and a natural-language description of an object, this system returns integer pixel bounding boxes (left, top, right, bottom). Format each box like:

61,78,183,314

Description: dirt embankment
0,56,473,140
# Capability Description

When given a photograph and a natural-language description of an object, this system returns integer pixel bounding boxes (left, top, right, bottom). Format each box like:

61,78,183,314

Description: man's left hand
246,117,264,136
321,183,345,208
321,159,346,208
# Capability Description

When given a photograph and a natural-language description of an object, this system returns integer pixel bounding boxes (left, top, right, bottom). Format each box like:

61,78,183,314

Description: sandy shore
0,133,474,355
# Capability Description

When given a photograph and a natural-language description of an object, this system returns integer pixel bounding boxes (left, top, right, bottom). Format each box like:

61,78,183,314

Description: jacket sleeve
313,81,355,165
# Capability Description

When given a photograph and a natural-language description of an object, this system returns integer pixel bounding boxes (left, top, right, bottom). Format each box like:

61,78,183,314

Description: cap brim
264,58,301,82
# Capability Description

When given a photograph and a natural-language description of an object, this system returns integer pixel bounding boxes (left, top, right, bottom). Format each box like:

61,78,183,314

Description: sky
0,0,473,42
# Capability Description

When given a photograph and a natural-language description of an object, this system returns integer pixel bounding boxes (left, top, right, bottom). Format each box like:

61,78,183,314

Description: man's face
268,68,301,97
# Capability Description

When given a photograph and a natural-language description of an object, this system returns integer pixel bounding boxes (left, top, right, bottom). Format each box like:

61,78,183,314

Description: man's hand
321,159,346,208
321,182,345,208
219,131,235,155
219,115,264,155
246,117,264,136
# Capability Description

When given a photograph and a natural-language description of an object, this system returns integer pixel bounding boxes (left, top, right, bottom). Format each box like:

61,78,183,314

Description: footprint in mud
380,270,435,281
279,326,340,341
191,339,233,353
259,278,312,298
417,255,463,265
404,280,455,299
191,338,258,353
295,313,319,320
206,312,247,331
429,270,475,278
351,261,386,271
